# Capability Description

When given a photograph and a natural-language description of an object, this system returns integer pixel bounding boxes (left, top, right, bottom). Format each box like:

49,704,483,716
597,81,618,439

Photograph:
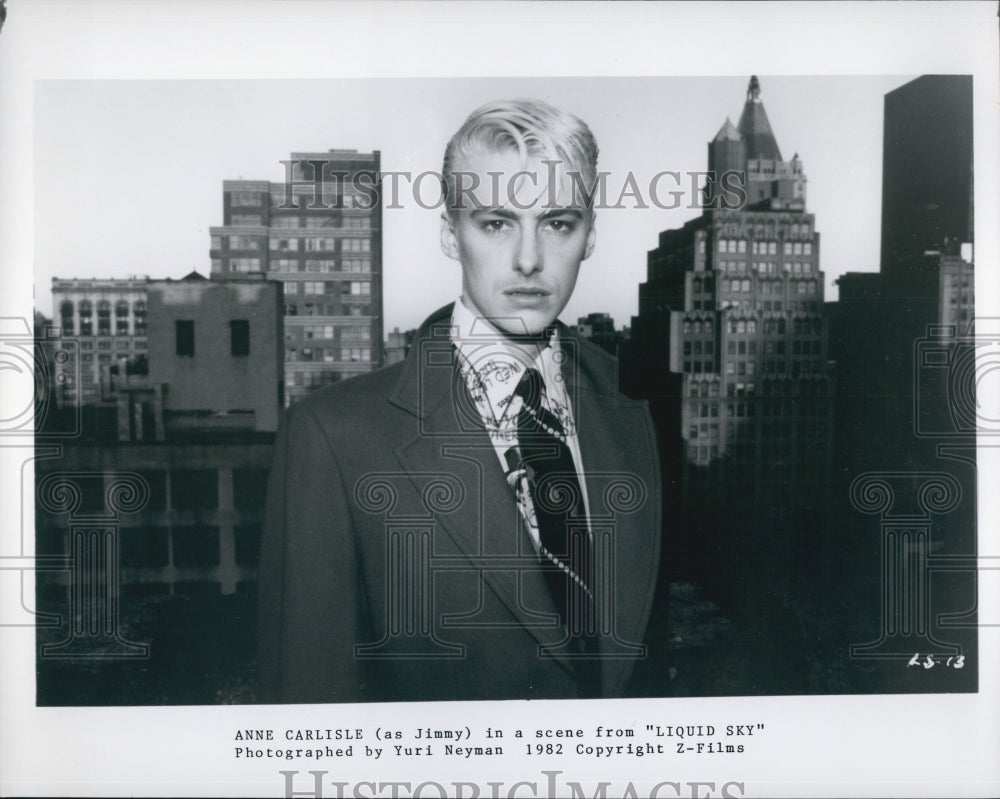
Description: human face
440,147,596,336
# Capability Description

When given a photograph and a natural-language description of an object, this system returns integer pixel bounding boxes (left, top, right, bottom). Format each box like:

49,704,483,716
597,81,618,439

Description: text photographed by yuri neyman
1,2,998,798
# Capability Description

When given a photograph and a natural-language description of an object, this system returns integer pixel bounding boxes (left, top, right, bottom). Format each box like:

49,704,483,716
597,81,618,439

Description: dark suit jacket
258,304,662,703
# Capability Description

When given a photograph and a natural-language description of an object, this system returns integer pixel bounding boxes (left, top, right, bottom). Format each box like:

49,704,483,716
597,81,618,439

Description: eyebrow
469,207,586,220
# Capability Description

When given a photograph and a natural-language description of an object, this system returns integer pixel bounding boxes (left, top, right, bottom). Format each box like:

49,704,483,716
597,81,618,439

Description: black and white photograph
1,2,998,797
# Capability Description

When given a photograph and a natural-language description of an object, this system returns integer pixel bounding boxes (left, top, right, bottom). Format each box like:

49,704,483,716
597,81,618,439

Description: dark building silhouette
626,76,834,598
880,76,974,286
210,149,383,405
383,326,415,366
575,312,625,356
827,74,977,694
832,74,975,485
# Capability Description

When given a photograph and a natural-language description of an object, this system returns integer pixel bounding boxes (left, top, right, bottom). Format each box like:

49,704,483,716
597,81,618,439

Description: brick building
209,149,383,405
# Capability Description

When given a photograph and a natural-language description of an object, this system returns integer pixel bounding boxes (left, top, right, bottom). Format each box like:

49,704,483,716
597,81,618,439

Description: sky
34,75,915,333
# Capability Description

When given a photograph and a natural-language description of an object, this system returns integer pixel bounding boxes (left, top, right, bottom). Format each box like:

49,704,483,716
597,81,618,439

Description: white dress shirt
450,297,591,552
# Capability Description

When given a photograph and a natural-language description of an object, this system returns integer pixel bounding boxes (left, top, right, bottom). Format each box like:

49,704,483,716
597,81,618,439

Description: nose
514,230,541,276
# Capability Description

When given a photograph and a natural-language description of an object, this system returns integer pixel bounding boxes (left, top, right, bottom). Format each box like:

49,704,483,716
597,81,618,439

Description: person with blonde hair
258,99,662,703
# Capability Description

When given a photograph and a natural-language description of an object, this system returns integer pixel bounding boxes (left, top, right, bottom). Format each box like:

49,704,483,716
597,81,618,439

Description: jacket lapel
563,333,663,696
389,309,574,674
386,307,661,691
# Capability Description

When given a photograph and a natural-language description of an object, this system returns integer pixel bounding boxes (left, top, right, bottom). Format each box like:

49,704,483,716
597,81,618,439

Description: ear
583,217,597,261
440,213,461,261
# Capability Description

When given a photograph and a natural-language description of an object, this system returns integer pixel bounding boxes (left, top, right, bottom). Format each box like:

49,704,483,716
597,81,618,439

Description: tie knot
514,367,545,412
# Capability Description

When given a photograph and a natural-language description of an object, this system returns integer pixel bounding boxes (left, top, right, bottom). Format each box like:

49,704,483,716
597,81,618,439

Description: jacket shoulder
285,361,405,428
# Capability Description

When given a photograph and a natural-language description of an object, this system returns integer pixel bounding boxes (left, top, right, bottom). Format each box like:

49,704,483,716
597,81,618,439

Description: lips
504,286,551,297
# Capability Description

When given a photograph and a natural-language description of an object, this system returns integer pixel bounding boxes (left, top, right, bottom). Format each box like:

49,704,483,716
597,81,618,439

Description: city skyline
7,3,998,796
35,75,914,333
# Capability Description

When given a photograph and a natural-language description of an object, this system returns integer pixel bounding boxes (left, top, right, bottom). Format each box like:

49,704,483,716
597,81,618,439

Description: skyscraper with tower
627,77,834,586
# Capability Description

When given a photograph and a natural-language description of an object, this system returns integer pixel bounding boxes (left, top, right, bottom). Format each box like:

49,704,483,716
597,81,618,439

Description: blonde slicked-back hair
441,99,599,215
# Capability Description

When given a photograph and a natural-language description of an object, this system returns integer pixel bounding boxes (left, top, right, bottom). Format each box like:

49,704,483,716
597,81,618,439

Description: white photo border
1,2,998,797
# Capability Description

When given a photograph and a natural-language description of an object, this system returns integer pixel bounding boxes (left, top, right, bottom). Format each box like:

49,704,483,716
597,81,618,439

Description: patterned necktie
511,368,598,695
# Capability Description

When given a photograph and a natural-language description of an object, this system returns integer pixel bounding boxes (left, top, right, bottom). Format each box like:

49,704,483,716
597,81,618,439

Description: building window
176,320,195,356
115,300,130,334
231,214,263,226
302,324,335,340
304,237,336,252
120,526,169,568
230,235,261,250
341,347,371,362
343,238,371,253
59,301,74,334
79,300,93,336
230,191,261,207
270,237,299,252
350,281,371,296
134,302,146,335
230,319,250,357
172,525,221,568
231,258,261,272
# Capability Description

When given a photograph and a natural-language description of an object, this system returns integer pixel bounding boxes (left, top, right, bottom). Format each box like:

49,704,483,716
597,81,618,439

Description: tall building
51,277,149,405
880,75,974,286
209,149,383,405
627,76,834,588
826,76,977,684
832,74,976,476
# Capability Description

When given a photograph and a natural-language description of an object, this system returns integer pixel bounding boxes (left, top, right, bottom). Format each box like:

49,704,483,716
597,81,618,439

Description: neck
457,296,554,360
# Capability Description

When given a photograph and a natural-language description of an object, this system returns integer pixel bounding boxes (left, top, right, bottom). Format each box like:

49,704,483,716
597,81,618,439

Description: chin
506,310,556,336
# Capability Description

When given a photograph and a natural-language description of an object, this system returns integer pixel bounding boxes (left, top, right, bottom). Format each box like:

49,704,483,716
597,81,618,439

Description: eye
546,218,577,233
482,219,510,233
